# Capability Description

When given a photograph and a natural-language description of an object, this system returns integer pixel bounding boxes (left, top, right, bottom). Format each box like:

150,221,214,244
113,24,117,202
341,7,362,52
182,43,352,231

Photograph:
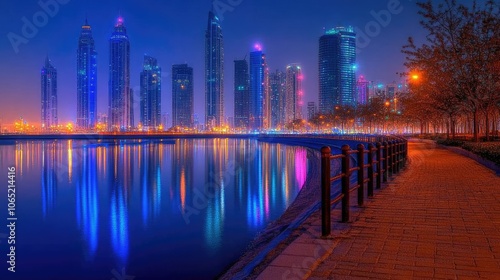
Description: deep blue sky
0,0,429,125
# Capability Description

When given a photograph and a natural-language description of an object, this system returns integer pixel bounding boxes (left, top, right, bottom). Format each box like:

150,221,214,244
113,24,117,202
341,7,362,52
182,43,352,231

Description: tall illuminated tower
172,64,194,128
41,56,57,130
205,11,224,129
319,27,356,113
76,19,97,130
249,44,268,130
269,69,286,129
108,16,132,131
357,75,369,105
285,64,303,123
234,59,249,129
140,55,162,130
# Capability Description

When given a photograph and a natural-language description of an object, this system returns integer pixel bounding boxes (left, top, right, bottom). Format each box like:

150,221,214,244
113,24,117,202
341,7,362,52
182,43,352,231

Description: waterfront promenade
257,140,500,279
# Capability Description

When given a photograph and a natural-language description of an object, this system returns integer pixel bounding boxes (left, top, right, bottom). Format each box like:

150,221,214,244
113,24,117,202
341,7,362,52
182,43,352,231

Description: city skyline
0,0,429,126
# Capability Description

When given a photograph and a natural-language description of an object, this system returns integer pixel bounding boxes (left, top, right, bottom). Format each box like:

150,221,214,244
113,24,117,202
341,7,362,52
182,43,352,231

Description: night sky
0,0,431,126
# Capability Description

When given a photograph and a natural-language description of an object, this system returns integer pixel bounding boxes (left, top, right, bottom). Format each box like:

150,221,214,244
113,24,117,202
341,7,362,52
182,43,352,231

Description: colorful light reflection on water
0,139,310,279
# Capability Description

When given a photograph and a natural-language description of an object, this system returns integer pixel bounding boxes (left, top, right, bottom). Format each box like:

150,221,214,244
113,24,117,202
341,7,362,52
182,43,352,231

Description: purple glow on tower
253,43,263,51
116,17,124,27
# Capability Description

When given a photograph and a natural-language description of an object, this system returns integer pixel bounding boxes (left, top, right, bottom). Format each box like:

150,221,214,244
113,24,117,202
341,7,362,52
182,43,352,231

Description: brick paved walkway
308,141,500,279
256,141,500,280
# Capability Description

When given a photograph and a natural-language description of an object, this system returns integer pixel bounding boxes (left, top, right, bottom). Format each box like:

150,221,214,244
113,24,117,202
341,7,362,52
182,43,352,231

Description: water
0,138,310,279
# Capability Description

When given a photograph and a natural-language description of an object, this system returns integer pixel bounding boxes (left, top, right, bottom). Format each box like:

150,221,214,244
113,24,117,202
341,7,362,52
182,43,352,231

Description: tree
403,0,500,141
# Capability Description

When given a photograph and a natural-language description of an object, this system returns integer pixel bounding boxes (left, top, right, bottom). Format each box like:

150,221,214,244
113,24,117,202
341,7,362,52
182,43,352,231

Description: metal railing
321,137,408,237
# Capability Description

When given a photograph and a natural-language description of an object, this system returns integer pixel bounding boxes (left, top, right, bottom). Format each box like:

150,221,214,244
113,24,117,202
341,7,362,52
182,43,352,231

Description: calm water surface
0,139,311,279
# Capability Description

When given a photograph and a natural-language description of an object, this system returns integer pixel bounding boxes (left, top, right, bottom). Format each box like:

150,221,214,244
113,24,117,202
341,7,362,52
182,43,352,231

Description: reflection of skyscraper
205,11,224,129
234,59,249,129
41,57,58,130
109,16,132,131
76,146,99,259
285,64,303,123
140,55,162,130
77,19,97,130
140,143,162,227
204,139,227,251
249,45,268,130
269,70,286,129
319,27,356,112
106,143,132,266
172,64,194,128
172,140,193,213
41,142,58,217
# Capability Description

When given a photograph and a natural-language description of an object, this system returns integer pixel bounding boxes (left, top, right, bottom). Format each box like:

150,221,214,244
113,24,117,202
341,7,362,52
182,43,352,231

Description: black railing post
368,144,375,196
388,141,393,177
383,141,389,182
357,144,365,207
341,145,350,223
397,140,402,172
393,140,398,174
392,140,398,174
376,142,382,189
402,140,407,168
321,146,331,237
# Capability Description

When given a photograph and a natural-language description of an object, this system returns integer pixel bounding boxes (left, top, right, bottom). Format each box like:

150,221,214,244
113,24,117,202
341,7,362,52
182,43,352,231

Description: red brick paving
257,141,500,280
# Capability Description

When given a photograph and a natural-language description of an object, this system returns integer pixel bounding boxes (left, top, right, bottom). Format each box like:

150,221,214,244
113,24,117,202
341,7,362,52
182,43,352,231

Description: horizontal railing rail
321,136,408,237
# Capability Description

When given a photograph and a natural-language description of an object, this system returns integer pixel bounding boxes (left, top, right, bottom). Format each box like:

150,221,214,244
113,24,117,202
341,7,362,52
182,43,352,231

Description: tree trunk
473,110,479,142
485,109,490,142
446,117,451,140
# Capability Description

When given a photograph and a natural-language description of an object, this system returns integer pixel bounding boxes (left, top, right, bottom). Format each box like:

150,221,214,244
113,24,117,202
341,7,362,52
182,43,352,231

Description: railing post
392,140,398,174
383,141,389,182
403,140,408,167
367,144,374,197
376,142,382,189
388,141,393,177
397,140,402,172
402,140,406,168
357,144,365,207
321,146,331,237
341,145,350,223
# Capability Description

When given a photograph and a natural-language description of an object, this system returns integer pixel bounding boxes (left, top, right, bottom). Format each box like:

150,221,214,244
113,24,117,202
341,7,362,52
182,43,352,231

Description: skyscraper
269,69,286,129
205,11,224,129
249,44,268,130
307,102,317,121
108,16,132,131
357,75,369,105
76,19,97,130
140,55,162,130
234,59,249,130
172,64,194,128
319,27,357,113
285,64,303,123
41,56,57,130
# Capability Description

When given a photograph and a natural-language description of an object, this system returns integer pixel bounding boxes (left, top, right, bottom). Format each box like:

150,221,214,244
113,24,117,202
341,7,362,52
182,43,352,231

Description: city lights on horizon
1,5,417,135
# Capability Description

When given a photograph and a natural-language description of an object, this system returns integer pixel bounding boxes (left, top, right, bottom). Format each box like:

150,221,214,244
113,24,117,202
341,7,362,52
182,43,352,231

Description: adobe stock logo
7,0,71,54
355,0,405,54
212,0,244,21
